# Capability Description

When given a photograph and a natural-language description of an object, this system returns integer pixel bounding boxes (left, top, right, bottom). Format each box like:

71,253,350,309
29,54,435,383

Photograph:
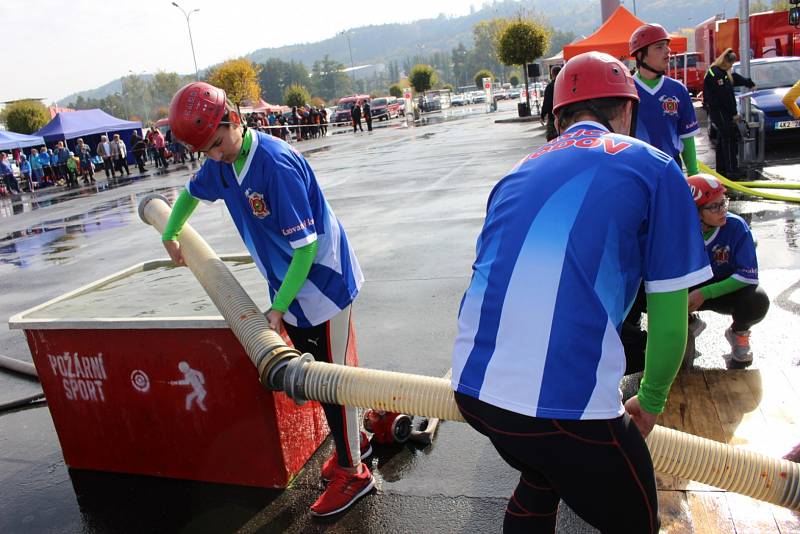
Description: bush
389,84,403,98
284,84,310,108
474,69,494,89
2,100,50,134
409,65,437,93
509,74,520,87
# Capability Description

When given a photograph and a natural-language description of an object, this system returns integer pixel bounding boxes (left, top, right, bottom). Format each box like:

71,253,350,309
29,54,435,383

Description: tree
284,84,310,108
207,59,261,106
452,42,469,88
409,64,437,93
473,19,511,82
309,96,325,108
2,100,50,134
474,69,494,89
546,29,576,57
509,74,520,87
151,71,185,109
389,84,403,98
310,55,351,102
498,19,549,110
259,58,310,104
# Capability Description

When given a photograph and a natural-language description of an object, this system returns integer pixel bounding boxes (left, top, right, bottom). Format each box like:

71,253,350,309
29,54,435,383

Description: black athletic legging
455,392,659,534
283,307,361,469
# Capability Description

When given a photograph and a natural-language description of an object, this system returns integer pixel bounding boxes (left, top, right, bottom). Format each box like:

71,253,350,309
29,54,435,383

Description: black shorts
455,392,659,533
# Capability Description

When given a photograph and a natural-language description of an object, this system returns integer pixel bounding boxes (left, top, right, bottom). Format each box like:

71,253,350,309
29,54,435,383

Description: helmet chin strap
636,49,665,77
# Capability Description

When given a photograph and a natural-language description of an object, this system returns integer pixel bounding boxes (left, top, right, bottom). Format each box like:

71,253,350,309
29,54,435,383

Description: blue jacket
57,147,70,164
49,152,58,165
38,152,51,167
29,155,42,170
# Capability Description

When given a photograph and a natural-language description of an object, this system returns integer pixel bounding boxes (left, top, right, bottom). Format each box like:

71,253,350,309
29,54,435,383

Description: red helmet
168,82,228,152
629,24,671,57
553,51,639,114
687,174,727,207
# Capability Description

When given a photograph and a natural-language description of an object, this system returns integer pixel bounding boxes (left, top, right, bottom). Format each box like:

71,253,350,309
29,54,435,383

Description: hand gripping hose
138,194,300,388
139,194,800,511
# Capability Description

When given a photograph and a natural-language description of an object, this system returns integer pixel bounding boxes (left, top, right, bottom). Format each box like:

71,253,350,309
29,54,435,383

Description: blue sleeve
185,163,221,202
644,159,712,293
731,218,759,284
678,84,699,137
268,157,318,249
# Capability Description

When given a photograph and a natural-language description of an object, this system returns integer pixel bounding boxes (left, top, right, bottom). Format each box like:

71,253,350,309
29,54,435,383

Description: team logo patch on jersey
659,95,679,116
247,191,270,218
712,244,730,265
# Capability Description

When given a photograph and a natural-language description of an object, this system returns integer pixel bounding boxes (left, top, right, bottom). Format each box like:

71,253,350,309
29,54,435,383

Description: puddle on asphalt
24,258,268,319
0,185,185,268
0,165,197,218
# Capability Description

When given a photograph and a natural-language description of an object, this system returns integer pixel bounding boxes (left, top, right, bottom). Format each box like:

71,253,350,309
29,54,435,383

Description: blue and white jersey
704,213,758,285
452,122,712,420
187,130,363,328
634,75,699,163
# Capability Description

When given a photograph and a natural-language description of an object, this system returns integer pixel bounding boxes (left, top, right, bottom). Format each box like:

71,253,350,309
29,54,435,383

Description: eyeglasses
702,197,729,214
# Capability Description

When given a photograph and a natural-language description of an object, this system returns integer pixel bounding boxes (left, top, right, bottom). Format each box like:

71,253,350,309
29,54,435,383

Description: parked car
451,94,467,106
332,94,371,124
369,97,400,121
472,93,486,104
508,88,521,99
733,56,800,143
395,98,406,116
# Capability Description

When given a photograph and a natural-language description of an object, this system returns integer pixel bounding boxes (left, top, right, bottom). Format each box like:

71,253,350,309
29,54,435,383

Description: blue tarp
35,109,142,143
0,130,45,151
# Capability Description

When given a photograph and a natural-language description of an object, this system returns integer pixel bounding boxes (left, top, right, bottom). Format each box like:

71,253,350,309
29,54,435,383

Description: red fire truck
669,11,799,94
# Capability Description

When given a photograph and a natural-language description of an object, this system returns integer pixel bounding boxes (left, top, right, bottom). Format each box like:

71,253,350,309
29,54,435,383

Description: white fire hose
139,193,800,511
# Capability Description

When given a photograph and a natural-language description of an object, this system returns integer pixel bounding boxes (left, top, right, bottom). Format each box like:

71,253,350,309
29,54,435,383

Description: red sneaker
310,463,375,517
321,431,372,481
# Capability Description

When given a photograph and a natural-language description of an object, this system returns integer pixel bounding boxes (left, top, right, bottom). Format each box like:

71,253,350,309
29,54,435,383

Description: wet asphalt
1,101,799,533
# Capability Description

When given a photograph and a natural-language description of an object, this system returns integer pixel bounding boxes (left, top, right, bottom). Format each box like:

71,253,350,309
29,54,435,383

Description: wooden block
725,492,780,533
681,372,727,443
767,501,800,534
658,490,694,534
704,370,764,446
687,492,736,534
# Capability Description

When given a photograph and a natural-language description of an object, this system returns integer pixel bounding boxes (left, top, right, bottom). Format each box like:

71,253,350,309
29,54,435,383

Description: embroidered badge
712,244,730,265
659,95,679,116
247,190,270,218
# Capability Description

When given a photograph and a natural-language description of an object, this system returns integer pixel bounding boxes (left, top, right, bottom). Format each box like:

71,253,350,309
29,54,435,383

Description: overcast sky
1,0,474,104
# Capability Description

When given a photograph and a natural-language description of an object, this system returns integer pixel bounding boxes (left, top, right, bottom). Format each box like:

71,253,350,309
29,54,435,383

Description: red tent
563,6,687,61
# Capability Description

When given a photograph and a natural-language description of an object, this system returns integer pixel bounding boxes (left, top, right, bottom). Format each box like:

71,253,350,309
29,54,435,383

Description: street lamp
172,2,200,80
339,30,356,88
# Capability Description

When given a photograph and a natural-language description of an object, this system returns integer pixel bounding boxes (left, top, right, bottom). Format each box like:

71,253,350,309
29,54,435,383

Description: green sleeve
681,136,699,176
638,289,688,415
271,241,318,313
700,277,749,300
162,189,199,241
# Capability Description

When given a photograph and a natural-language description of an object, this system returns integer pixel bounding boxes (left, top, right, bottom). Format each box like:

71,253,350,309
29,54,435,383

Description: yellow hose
698,163,800,203
138,194,800,511
137,194,300,387
736,181,800,190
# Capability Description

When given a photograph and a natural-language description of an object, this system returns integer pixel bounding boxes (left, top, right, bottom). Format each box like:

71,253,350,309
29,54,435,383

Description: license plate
776,120,800,130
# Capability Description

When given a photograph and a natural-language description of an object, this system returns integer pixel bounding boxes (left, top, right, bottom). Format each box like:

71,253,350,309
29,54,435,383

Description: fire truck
668,10,800,94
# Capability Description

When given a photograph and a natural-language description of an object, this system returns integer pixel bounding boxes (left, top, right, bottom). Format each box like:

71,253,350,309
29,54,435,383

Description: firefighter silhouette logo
169,361,208,412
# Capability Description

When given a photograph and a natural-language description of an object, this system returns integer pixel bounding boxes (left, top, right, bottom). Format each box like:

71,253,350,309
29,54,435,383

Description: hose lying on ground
138,194,800,511
0,354,44,412
699,162,800,203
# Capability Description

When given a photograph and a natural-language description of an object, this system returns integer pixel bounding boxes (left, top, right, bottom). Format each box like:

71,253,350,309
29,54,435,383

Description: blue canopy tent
35,109,142,163
0,130,45,151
